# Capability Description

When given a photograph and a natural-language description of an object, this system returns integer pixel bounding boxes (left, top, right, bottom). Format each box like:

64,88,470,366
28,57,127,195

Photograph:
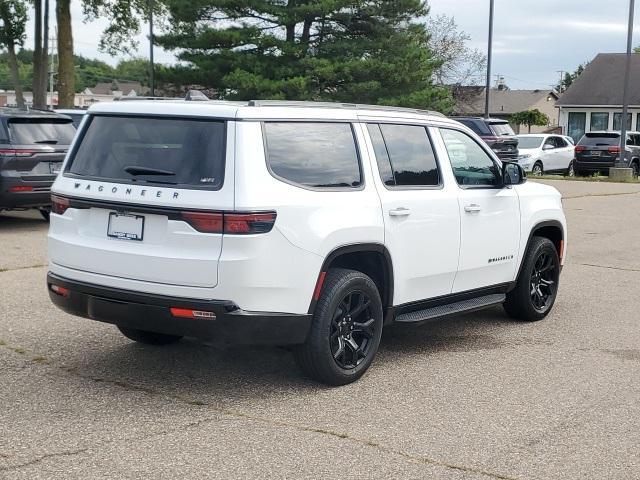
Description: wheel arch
516,220,564,281
308,244,394,316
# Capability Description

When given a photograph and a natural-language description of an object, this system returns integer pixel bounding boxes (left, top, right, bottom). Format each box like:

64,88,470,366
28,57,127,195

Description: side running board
395,293,506,324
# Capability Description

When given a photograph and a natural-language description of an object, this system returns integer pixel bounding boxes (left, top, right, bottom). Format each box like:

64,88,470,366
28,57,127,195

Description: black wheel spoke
333,337,345,360
353,318,375,338
349,296,370,318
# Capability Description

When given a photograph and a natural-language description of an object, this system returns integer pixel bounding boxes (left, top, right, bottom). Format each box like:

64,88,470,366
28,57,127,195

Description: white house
557,53,640,141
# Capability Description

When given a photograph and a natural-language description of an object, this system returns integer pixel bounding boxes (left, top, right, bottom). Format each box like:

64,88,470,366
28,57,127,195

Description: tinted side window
264,122,361,189
366,124,395,186
378,124,440,187
440,128,501,187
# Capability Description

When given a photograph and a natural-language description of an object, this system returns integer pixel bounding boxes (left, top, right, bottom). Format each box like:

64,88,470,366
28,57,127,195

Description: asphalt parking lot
1,179,639,480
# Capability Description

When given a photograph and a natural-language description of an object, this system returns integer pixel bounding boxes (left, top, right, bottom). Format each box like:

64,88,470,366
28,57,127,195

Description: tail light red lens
0,148,38,157
181,212,224,233
51,194,70,215
181,211,276,234
607,146,621,154
574,146,586,153
170,307,216,319
9,185,34,192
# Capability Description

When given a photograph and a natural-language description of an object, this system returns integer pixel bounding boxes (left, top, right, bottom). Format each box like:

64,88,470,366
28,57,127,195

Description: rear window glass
578,133,620,146
516,136,544,149
264,122,361,189
67,115,226,189
489,122,515,136
8,118,76,145
456,119,491,136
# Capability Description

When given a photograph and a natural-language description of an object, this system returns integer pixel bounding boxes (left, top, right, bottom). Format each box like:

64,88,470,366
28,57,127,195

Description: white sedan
516,134,575,176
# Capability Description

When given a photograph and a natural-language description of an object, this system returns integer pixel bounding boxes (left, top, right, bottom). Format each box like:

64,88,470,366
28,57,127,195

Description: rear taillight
181,211,277,234
180,212,224,233
608,146,621,154
575,146,586,153
0,148,38,157
50,284,69,297
51,194,70,215
9,185,33,192
170,307,216,319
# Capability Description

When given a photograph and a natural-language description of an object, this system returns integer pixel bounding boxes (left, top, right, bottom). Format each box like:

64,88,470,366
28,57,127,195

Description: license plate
590,151,601,156
49,162,62,174
107,212,144,241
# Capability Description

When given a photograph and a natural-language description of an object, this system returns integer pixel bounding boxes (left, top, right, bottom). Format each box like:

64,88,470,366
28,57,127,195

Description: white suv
47,100,567,385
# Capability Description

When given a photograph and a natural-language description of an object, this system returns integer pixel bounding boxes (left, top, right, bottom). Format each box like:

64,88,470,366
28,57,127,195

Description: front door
361,122,461,305
437,127,521,293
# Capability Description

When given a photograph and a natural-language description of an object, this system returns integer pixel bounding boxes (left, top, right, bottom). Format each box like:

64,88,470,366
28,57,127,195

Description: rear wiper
34,139,58,144
124,166,175,176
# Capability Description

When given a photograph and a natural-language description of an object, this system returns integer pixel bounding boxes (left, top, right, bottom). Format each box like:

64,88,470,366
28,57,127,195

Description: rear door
436,127,520,293
363,122,460,304
49,114,233,289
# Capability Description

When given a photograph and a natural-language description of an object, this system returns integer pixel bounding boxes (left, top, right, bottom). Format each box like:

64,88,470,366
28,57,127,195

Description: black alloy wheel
529,251,557,312
504,236,560,321
330,290,376,369
294,268,383,385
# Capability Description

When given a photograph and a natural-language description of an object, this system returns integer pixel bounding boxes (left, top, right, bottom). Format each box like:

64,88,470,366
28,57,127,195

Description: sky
23,0,640,90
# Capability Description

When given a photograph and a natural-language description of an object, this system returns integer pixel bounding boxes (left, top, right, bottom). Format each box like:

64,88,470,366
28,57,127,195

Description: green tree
557,63,587,93
0,0,27,107
511,109,549,133
154,0,451,110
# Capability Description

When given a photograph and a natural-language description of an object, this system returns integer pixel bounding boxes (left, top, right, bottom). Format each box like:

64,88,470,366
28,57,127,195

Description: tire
294,268,383,386
631,162,639,179
39,209,50,221
504,236,560,322
566,161,575,177
117,326,183,345
531,162,543,176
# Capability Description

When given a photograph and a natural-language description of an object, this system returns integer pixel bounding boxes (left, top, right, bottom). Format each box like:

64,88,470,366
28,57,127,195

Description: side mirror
503,162,526,186
543,144,554,150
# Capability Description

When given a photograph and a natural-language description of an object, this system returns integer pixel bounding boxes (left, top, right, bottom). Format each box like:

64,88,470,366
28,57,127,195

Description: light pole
484,0,495,119
149,0,155,97
614,0,635,174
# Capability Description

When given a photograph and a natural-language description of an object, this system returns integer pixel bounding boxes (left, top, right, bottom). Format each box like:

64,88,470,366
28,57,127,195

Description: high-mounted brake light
170,308,216,319
574,146,586,153
0,149,38,157
180,211,277,234
51,195,70,215
9,185,33,192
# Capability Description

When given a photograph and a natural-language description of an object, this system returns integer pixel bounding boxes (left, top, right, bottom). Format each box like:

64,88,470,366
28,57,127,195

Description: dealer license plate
107,212,144,241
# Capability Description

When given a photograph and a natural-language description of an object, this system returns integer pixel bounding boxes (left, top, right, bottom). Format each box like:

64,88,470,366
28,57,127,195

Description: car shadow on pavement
57,306,522,398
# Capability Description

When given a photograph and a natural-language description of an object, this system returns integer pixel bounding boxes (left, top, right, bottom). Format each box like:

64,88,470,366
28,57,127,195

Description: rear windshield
578,133,620,146
455,119,492,136
516,136,544,149
8,118,76,145
67,115,226,190
489,122,515,136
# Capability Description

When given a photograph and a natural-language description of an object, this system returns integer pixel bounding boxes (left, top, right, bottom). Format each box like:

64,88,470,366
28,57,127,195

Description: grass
536,173,640,184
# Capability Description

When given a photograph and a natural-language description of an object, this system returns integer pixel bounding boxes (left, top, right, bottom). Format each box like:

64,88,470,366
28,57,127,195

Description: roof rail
247,100,444,117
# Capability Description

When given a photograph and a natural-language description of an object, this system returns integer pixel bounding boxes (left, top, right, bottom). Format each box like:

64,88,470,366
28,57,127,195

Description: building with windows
557,53,640,142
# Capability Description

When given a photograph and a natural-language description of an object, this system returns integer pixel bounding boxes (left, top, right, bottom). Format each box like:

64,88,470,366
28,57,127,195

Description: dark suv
0,108,76,220
452,117,519,160
574,131,640,177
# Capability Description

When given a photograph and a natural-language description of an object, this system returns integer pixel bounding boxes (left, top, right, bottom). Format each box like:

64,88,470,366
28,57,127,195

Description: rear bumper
0,175,53,209
47,273,313,346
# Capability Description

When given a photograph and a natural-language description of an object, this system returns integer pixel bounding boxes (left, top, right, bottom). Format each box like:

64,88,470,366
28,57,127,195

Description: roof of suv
585,130,640,136
0,107,70,120
452,116,510,125
87,99,460,126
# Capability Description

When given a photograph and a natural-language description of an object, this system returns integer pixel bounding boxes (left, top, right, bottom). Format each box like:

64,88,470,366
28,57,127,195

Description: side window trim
367,121,444,191
439,127,503,190
261,121,365,192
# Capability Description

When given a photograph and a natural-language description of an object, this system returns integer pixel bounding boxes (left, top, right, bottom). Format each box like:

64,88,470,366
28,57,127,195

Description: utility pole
149,0,155,97
49,32,55,109
613,0,635,176
556,70,565,93
484,0,495,119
